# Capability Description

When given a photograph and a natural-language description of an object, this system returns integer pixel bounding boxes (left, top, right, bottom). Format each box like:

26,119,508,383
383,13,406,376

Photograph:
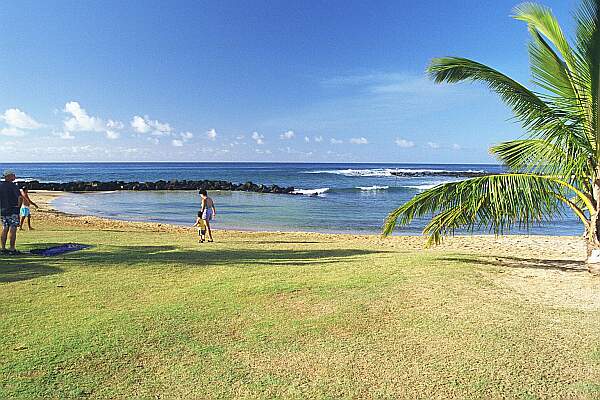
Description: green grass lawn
1,224,600,399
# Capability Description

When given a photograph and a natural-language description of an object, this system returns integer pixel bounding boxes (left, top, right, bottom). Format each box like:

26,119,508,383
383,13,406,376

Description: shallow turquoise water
3,162,582,235
52,190,431,234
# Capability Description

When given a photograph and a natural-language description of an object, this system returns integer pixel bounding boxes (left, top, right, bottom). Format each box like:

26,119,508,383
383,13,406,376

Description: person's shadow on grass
0,256,63,282
0,243,387,282
70,245,387,268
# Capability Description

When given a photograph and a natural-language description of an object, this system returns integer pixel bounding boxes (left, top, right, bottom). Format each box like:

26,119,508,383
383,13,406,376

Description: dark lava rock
22,179,295,195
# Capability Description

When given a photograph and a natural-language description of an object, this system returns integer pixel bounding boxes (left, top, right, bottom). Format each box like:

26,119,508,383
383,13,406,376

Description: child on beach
193,212,207,243
19,187,39,230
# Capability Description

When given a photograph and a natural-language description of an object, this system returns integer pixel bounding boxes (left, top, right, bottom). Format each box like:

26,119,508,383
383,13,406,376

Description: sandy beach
28,190,599,311
31,190,587,257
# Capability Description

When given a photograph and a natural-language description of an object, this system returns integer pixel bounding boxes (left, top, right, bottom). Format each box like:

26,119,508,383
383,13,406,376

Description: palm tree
383,0,600,274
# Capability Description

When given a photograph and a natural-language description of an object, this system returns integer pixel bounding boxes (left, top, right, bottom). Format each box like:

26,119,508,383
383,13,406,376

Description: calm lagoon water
3,162,583,236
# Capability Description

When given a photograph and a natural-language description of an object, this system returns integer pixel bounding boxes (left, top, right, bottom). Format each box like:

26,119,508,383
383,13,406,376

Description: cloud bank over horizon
0,94,498,163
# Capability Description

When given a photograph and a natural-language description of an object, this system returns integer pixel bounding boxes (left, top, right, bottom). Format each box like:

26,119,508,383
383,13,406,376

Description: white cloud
130,115,172,136
280,130,295,140
427,142,440,149
314,136,323,143
236,135,245,140
255,148,272,154
62,102,123,140
370,78,437,94
131,115,150,133
252,131,265,145
148,137,159,145
350,137,368,145
106,130,120,140
58,131,75,140
322,72,445,95
395,138,415,148
0,127,26,137
181,131,194,140
150,120,171,133
107,119,124,130
27,145,109,157
0,144,15,152
119,147,140,155
2,108,43,129
452,143,462,150
206,128,217,141
280,146,313,156
304,136,310,143
322,72,405,87
330,138,343,144
171,139,183,147
73,145,92,153
64,101,105,132
38,144,107,155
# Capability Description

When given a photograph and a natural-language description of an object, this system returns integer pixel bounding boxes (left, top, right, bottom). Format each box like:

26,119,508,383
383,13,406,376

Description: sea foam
356,185,389,191
303,168,484,177
293,187,330,196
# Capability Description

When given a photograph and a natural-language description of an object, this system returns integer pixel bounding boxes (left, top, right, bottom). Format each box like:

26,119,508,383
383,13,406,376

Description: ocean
2,162,582,236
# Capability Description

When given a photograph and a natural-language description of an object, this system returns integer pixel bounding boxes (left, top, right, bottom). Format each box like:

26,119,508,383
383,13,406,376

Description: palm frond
574,0,600,153
490,139,593,186
382,174,590,245
527,27,575,99
513,2,577,72
427,57,564,133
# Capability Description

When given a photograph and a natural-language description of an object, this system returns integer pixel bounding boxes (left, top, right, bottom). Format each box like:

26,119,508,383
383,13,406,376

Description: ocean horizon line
5,161,503,166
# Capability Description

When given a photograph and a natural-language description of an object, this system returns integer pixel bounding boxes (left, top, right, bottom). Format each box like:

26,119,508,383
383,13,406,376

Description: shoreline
8,161,503,165
28,190,588,262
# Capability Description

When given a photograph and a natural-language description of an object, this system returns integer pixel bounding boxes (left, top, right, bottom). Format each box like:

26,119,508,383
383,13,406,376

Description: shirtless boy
19,187,39,230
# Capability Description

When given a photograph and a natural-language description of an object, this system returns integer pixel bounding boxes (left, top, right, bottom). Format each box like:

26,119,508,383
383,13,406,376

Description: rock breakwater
23,180,296,194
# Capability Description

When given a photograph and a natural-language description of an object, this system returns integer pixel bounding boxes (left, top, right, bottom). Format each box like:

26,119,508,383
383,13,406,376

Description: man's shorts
20,207,30,217
1,214,20,228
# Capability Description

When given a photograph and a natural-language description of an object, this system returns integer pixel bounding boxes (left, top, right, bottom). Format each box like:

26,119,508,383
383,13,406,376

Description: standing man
0,170,22,255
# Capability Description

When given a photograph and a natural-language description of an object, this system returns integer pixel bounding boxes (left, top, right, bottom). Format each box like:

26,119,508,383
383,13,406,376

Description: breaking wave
356,185,389,191
303,168,486,177
293,187,330,196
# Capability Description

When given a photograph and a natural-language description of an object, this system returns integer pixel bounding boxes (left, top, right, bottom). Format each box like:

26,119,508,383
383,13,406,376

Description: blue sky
0,0,575,163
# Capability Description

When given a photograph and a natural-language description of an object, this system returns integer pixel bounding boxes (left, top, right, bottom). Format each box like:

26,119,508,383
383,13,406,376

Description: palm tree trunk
586,237,600,275
587,177,600,275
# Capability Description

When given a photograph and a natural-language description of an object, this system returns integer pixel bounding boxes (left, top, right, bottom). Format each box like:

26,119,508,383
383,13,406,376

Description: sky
0,0,577,163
